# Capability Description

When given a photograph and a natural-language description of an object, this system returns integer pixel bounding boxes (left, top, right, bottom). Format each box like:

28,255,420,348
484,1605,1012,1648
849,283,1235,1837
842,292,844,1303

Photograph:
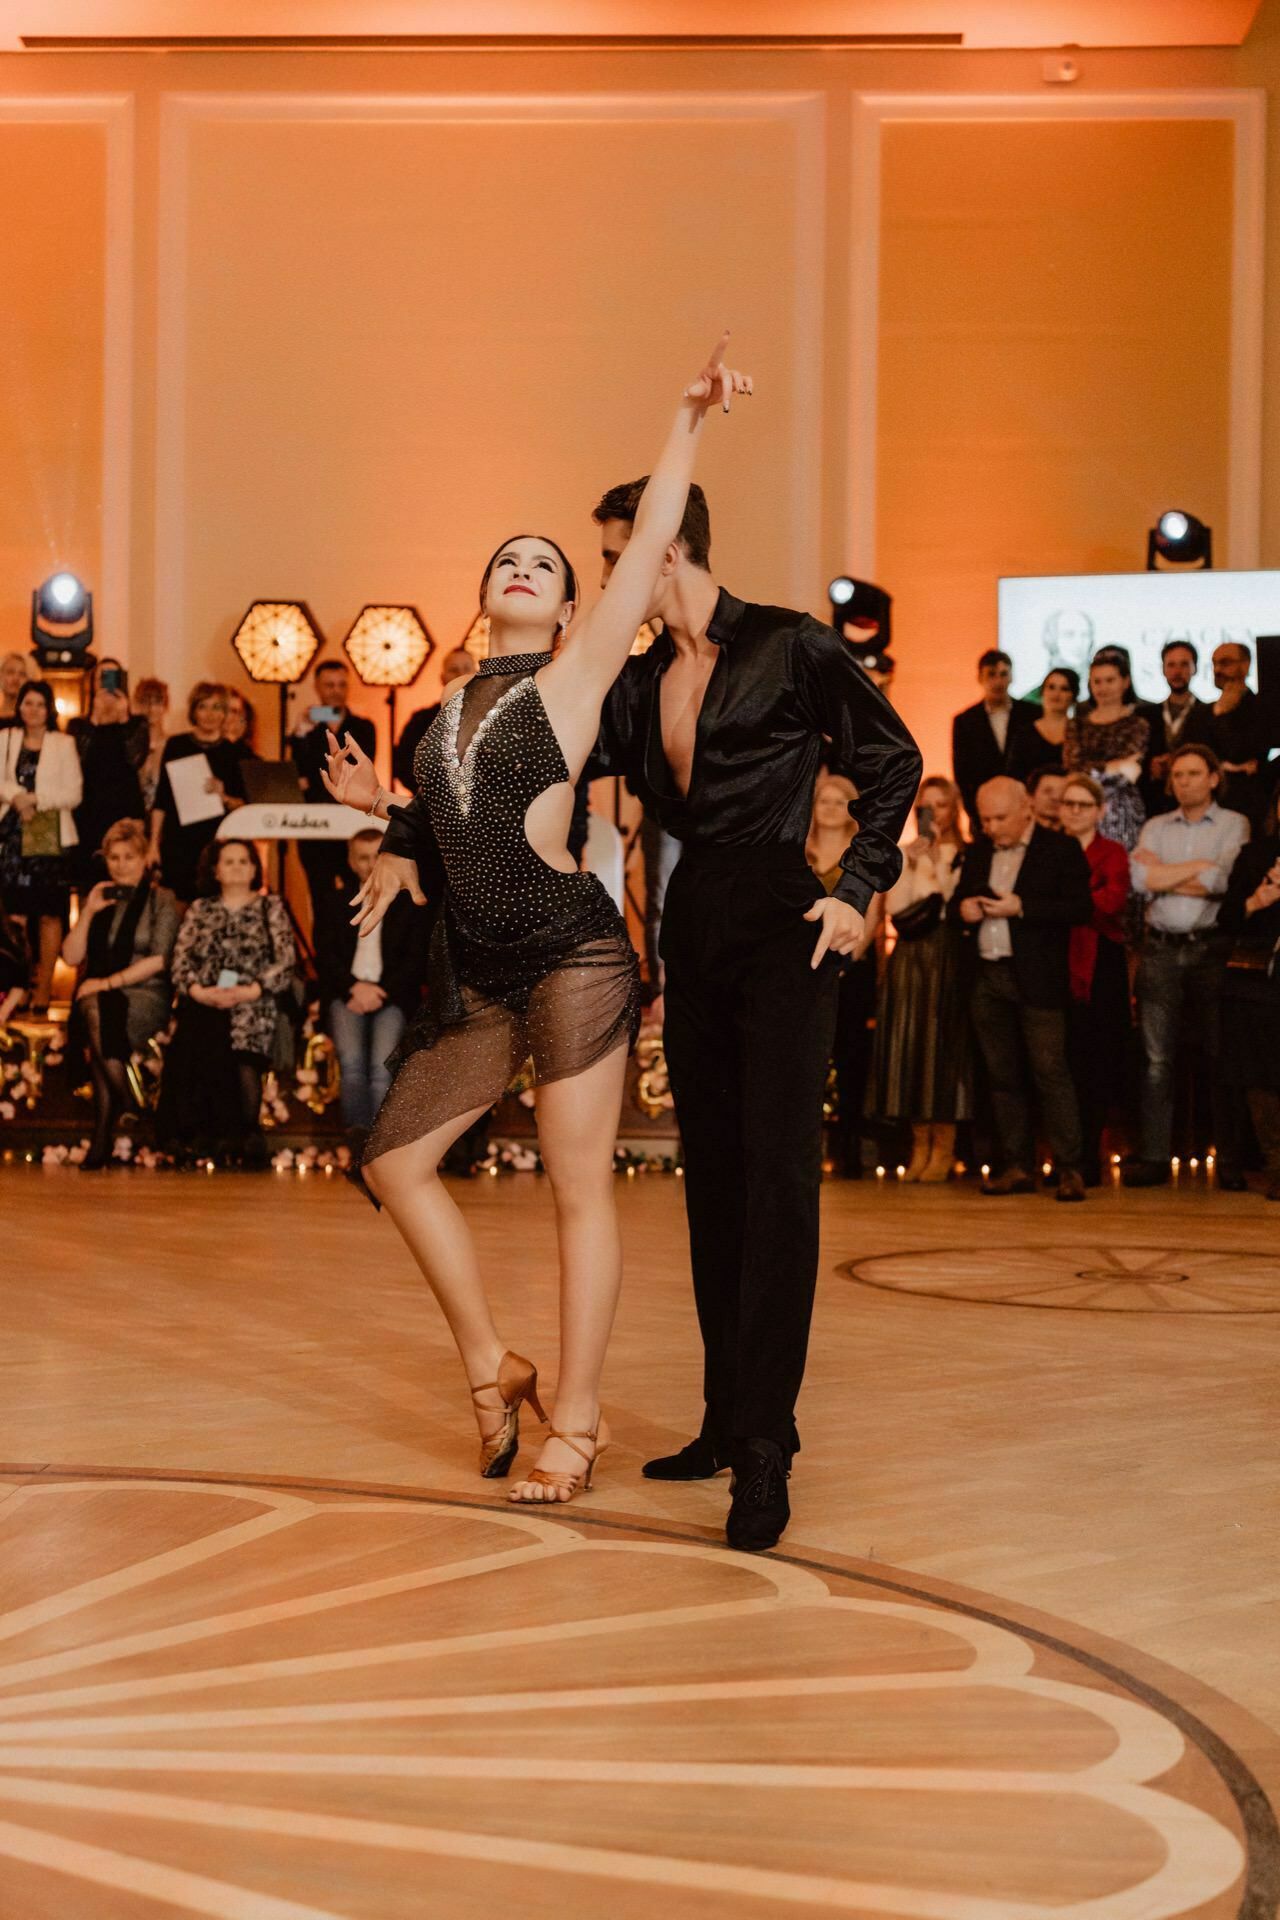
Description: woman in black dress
146,682,246,904
1008,666,1078,782
806,774,881,1178
322,334,752,1504
69,661,149,890
1217,809,1280,1200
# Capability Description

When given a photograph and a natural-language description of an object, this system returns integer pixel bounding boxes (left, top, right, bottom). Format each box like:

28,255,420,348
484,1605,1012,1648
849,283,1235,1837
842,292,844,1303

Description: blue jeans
327,998,407,1131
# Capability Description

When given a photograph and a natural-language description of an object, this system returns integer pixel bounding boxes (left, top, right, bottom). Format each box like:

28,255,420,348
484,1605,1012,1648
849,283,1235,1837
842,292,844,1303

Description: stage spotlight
343,604,435,745
827,574,893,651
1147,510,1212,571
829,575,857,607
31,571,93,664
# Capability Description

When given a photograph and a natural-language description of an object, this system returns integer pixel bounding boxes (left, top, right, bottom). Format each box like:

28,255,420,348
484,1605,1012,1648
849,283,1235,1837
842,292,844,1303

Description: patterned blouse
171,892,297,1056
1063,710,1149,777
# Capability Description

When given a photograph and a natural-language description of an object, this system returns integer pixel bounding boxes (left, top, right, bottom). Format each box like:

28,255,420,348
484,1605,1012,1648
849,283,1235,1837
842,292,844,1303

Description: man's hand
959,895,987,924
351,854,426,935
1133,845,1158,868
1248,873,1280,914
347,980,387,1015
803,896,865,969
981,893,1021,919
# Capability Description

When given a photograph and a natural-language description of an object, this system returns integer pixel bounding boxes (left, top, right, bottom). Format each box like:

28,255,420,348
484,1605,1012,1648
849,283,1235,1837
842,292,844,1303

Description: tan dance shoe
470,1350,547,1479
508,1418,612,1504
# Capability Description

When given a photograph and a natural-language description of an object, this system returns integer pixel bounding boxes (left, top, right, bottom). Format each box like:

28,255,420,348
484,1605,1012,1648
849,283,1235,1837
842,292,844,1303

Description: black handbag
891,892,944,943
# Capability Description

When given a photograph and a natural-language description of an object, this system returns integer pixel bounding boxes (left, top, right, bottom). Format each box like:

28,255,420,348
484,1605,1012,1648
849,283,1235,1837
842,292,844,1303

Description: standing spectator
1210,640,1271,832
317,828,429,1139
289,660,377,920
873,774,969,1182
0,680,82,1009
1124,744,1249,1188
392,648,476,792
1059,774,1131,1183
1064,648,1149,858
1008,667,1078,781
148,682,246,905
158,838,297,1167
69,661,148,890
951,649,1039,826
1,652,29,723
806,775,882,1178
60,819,180,1168
223,689,261,766
1217,811,1280,1201
1136,640,1218,818
131,676,171,815
1027,765,1067,831
951,776,1091,1200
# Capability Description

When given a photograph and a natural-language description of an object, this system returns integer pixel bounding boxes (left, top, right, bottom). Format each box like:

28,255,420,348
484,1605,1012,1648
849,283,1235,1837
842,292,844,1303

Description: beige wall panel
876,116,1234,780
0,120,106,661
164,99,820,763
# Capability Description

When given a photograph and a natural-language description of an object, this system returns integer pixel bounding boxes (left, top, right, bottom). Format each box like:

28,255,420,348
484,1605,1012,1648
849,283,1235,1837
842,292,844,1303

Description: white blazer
0,728,82,848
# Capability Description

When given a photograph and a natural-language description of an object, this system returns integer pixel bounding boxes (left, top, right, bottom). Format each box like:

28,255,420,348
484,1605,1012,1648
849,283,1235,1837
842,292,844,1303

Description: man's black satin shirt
595,588,922,914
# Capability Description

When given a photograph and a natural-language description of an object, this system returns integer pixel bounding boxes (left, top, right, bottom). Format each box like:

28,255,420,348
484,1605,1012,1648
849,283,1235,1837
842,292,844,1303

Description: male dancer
592,479,921,1550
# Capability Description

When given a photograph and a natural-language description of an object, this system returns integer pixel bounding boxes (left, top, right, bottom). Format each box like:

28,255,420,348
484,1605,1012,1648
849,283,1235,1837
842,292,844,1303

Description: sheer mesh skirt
364,928,640,1164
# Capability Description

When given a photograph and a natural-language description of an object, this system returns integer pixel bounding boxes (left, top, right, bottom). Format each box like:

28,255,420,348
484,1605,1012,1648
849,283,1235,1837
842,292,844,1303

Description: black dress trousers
659,842,840,1454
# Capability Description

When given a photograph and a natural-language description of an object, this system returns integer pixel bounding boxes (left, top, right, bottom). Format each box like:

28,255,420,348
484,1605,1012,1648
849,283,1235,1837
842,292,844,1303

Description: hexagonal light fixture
342,604,434,689
230,600,325,756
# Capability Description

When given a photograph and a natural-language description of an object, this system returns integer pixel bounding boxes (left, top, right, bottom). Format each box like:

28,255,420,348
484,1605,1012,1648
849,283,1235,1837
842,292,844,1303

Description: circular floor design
0,1470,1274,1920
842,1243,1280,1313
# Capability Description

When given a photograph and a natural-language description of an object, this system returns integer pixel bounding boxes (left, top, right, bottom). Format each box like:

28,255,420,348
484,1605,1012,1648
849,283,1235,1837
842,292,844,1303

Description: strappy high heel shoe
508,1418,611,1504
470,1351,547,1479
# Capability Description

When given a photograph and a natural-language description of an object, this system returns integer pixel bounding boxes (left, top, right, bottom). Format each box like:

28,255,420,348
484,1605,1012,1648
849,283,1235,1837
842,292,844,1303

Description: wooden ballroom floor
1,1163,1278,1919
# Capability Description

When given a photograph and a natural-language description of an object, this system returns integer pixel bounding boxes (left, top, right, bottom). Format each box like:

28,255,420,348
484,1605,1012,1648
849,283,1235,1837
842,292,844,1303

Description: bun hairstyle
478,535,579,620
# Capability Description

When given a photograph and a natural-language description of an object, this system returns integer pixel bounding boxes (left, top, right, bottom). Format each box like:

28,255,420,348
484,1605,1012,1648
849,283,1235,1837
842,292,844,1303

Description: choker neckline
476,652,551,677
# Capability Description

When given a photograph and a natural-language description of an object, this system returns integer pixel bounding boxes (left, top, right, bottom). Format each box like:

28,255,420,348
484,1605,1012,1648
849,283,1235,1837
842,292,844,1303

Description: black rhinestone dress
364,654,640,1164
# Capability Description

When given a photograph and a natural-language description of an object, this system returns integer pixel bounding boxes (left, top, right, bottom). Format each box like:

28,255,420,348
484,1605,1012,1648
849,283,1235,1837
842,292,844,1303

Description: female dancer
323,333,752,1505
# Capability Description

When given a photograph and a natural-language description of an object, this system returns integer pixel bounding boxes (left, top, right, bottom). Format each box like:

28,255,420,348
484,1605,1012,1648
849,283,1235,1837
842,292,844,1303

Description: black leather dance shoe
642,1436,728,1481
725,1440,791,1553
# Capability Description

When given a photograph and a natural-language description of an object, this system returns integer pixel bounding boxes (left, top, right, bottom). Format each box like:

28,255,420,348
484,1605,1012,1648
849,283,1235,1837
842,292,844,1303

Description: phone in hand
309,705,342,727
216,968,241,989
916,803,935,838
99,667,125,695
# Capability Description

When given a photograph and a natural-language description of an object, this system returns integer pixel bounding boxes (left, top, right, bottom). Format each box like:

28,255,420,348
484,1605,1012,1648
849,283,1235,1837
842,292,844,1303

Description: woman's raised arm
546,332,751,727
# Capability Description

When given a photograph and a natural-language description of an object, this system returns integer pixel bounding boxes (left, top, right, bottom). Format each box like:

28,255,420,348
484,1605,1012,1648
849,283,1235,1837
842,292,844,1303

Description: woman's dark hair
1088,647,1133,699
1043,666,1080,698
592,478,712,572
196,836,265,897
16,679,59,730
478,535,578,614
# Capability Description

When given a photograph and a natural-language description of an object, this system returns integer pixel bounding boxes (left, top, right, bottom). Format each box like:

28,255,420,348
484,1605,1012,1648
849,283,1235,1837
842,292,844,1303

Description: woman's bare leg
365,1103,512,1432
510,1041,629,1501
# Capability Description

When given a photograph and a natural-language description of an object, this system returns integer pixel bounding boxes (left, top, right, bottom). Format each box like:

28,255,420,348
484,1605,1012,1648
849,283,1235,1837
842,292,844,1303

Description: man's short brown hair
1168,741,1223,780
592,478,711,571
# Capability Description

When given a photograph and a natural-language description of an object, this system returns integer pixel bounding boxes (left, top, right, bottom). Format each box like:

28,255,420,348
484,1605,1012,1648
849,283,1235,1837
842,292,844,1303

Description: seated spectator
1124,743,1249,1187
1136,640,1218,818
318,828,429,1139
158,838,297,1167
872,774,969,1182
806,775,882,1178
951,775,1091,1201
1064,649,1148,859
1008,667,1078,781
951,649,1039,827
60,819,180,1169
148,682,246,905
0,679,82,1009
1,652,28,724
131,676,170,814
1212,801,1280,1201
1059,775,1131,1184
0,903,31,1022
1027,765,1067,831
223,689,260,765
1210,640,1271,832
393,648,477,792
69,661,148,890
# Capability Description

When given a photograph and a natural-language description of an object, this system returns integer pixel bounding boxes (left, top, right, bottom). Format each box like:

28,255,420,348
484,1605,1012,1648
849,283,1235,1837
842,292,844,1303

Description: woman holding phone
321,333,752,1505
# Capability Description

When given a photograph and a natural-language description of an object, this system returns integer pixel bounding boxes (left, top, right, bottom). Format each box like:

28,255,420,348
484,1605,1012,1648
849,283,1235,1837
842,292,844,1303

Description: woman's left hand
75,977,106,1002
683,330,754,414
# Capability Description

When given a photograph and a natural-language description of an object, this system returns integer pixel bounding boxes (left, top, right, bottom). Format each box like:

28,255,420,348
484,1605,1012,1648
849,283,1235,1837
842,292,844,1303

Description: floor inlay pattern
842,1244,1280,1312
0,1472,1274,1919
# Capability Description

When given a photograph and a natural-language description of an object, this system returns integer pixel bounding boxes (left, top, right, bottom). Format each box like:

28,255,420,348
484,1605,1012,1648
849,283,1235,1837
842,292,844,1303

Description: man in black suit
951,649,1039,827
951,776,1092,1201
289,660,379,921
316,829,430,1140
1136,640,1219,818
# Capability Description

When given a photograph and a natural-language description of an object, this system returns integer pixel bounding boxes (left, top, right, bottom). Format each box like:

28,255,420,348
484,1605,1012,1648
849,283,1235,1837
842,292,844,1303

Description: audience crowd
0,635,1276,1195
